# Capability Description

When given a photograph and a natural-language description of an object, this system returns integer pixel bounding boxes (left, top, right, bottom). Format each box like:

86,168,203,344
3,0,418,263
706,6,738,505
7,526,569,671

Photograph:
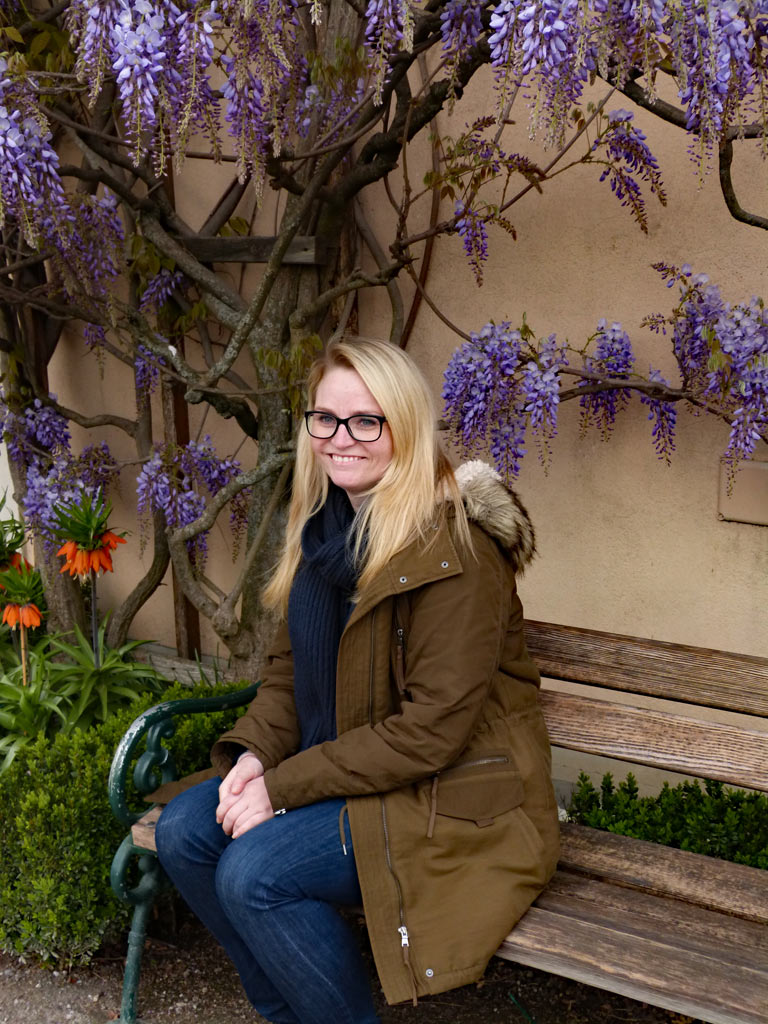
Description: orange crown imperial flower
58,532,126,578
53,491,127,579
2,602,42,630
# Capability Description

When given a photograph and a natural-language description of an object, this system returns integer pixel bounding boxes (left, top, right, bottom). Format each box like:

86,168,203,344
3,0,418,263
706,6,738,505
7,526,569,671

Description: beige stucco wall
43,69,767,662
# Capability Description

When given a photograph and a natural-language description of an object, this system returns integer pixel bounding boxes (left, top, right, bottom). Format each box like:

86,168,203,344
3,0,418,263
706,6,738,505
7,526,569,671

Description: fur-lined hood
454,460,535,575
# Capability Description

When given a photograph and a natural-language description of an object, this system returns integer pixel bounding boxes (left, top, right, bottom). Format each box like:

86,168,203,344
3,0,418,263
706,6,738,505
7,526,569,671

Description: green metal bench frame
108,684,260,1024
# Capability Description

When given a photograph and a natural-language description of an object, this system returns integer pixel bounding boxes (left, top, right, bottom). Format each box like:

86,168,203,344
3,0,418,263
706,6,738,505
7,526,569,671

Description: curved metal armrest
108,682,261,828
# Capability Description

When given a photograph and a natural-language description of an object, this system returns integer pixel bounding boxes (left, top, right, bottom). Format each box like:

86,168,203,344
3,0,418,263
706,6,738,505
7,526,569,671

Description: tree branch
200,177,251,236
354,201,404,343
106,508,171,647
718,137,768,230
170,454,294,543
289,261,407,333
618,75,768,141
404,263,472,340
165,454,293,652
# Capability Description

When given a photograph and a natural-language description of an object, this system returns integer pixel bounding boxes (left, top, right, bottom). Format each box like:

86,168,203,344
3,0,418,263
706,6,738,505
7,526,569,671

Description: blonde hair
263,337,470,613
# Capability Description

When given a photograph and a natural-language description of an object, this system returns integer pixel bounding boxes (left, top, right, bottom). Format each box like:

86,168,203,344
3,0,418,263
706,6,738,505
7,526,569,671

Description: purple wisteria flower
135,344,166,402
136,436,250,569
488,0,590,141
364,0,410,103
440,0,484,77
592,110,666,232
140,268,185,312
443,321,523,453
454,200,490,284
165,1,220,154
640,368,677,462
2,397,71,464
110,0,169,160
0,59,66,244
671,0,752,154
444,324,571,479
580,318,636,439
0,388,119,544
521,334,567,465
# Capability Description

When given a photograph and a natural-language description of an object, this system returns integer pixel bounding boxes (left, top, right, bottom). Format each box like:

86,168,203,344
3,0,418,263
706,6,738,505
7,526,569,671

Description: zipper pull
398,925,409,947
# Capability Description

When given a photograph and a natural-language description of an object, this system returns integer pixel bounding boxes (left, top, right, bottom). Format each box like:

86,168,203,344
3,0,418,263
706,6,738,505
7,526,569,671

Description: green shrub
0,681,246,966
567,771,768,869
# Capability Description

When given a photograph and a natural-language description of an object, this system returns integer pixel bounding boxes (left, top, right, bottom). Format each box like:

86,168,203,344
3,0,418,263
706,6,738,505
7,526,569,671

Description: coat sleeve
211,620,301,774
253,527,515,811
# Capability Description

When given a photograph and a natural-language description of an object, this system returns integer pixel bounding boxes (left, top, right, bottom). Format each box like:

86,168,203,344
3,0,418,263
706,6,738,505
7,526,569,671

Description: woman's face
309,366,394,509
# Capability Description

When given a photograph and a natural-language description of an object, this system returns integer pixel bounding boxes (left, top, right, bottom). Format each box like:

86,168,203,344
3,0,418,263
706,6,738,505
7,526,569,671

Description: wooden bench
109,622,768,1024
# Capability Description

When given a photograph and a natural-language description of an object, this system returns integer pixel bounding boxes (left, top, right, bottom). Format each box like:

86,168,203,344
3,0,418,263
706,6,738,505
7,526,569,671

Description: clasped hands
216,751,274,838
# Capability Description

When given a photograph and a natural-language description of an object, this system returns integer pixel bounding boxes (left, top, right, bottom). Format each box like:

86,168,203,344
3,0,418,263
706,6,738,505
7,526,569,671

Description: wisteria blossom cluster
443,264,766,481
0,49,123,312
579,319,636,438
591,110,667,232
68,0,221,165
0,395,118,545
650,262,768,474
0,58,65,245
136,437,250,569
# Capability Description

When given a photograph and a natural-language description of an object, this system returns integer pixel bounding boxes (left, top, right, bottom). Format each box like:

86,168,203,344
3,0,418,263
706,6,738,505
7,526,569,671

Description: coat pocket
427,755,525,834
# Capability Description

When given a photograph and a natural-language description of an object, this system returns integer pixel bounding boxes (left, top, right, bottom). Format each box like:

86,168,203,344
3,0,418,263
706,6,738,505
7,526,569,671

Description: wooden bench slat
499,906,768,1024
559,822,768,924
526,620,768,716
539,871,768,968
540,689,768,791
131,806,161,853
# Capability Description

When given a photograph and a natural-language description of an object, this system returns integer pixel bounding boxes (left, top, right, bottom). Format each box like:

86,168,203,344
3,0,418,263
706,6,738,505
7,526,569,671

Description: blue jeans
155,778,380,1024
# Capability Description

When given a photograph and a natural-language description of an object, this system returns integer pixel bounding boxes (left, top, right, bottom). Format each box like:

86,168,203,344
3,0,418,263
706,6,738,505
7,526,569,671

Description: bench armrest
108,683,260,828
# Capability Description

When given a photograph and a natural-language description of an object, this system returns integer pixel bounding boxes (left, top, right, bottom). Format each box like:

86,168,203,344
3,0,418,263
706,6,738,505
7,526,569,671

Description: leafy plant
568,771,768,869
0,622,164,772
0,638,69,771
46,621,163,733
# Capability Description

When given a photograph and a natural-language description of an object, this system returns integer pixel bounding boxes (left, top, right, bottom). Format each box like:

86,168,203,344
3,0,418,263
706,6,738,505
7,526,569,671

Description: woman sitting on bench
155,337,559,1024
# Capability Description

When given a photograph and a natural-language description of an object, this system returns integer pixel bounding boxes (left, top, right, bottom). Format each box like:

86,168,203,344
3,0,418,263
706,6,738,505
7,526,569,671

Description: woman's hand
217,753,274,838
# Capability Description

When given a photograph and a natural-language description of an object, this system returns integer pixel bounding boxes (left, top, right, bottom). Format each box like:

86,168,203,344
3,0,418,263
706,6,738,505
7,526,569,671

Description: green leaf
227,216,250,236
29,31,51,58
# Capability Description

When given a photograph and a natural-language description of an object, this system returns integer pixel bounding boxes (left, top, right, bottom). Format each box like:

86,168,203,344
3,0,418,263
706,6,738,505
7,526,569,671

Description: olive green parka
210,461,560,1004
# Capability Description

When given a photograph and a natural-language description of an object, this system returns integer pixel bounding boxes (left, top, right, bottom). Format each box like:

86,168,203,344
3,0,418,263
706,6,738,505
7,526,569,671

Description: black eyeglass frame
304,411,388,442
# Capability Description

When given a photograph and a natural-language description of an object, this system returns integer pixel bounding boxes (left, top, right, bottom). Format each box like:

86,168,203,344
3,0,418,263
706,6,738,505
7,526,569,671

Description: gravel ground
0,913,702,1024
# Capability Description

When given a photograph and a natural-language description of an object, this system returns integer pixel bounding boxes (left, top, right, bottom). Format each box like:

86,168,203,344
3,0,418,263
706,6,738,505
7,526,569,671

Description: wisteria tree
0,0,766,668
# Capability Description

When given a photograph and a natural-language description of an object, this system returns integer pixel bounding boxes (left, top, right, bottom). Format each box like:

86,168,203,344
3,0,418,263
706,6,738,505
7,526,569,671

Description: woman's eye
317,413,336,425
356,417,378,428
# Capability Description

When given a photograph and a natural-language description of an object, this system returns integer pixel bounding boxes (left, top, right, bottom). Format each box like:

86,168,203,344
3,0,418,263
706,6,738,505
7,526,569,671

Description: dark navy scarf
288,485,357,750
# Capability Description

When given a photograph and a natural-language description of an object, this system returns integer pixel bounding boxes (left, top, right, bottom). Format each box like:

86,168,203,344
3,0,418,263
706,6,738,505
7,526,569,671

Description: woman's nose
333,423,357,446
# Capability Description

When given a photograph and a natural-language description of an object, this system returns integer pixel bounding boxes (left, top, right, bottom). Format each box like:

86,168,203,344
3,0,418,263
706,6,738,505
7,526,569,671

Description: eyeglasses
304,411,387,442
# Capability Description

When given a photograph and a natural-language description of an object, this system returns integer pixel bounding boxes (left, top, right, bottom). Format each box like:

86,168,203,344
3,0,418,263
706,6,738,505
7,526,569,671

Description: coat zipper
395,625,407,697
374,613,418,1004
441,755,509,773
380,797,419,1005
368,609,377,725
